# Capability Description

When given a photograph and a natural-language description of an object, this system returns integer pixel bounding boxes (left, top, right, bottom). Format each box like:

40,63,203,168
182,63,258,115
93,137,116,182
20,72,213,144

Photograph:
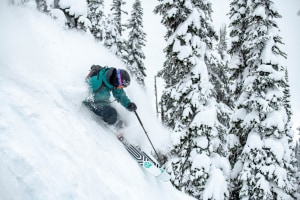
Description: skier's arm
112,88,131,108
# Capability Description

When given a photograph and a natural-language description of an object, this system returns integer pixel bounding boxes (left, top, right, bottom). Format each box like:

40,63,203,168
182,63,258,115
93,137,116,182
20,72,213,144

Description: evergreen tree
125,0,147,86
227,0,248,180
155,1,230,199
228,0,298,199
217,24,228,61
209,24,233,136
56,0,91,31
283,70,293,125
103,14,122,56
296,130,300,195
111,0,126,35
87,0,105,41
107,0,126,56
228,0,248,104
295,132,300,170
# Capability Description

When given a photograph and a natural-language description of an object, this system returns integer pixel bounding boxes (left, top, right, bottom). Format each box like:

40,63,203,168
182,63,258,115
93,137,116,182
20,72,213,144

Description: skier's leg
84,101,121,127
94,105,118,125
83,100,97,112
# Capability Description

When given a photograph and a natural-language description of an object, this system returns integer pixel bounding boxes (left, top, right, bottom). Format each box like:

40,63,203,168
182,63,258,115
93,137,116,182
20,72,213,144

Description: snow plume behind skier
84,65,137,129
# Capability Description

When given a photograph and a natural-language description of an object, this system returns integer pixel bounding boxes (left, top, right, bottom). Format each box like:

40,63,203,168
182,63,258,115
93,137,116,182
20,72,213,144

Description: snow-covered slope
0,3,194,200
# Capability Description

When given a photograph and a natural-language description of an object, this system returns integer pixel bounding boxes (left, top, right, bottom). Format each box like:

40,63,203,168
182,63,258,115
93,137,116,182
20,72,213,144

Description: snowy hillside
0,3,194,200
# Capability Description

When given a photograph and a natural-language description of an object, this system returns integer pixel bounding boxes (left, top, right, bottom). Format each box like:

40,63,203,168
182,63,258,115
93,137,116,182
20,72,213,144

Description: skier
84,65,137,127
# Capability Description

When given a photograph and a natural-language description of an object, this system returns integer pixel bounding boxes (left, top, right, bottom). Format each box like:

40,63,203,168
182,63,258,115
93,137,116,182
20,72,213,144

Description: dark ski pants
83,100,118,125
94,105,118,125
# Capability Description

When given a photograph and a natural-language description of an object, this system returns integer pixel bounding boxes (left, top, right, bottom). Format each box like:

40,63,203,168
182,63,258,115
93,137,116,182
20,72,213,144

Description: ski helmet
116,69,130,88
108,68,131,88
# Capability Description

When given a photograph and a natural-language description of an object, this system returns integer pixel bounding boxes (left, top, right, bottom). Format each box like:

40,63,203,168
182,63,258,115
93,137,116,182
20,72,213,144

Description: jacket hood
105,68,114,81
106,68,120,87
98,67,114,89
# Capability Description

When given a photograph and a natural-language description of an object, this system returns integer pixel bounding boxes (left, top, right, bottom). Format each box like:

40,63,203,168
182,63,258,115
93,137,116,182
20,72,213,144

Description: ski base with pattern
118,135,170,182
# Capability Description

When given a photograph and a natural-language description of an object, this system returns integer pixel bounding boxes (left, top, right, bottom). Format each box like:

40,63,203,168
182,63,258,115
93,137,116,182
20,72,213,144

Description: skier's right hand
127,102,137,112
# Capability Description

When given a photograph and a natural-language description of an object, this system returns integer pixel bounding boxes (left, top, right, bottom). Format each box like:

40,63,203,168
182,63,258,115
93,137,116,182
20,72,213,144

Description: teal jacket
87,67,131,108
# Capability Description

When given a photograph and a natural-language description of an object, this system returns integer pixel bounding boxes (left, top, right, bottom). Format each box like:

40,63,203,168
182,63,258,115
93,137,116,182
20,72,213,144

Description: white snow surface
0,3,195,200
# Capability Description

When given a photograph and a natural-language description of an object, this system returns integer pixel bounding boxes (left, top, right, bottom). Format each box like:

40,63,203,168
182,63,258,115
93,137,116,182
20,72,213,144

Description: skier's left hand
127,102,137,112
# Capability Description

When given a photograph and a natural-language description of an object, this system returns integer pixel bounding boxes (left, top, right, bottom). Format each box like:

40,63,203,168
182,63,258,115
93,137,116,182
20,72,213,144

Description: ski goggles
117,69,125,89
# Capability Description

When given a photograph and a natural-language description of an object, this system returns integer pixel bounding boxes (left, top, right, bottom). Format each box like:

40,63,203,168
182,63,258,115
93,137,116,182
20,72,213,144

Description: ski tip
157,169,171,182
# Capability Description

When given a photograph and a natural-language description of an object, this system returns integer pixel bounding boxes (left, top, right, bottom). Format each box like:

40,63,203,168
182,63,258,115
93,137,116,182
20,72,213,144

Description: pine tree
87,0,105,41
228,0,298,199
124,0,147,86
103,14,122,56
107,0,126,56
209,24,233,130
155,1,230,199
228,0,248,104
214,25,233,159
227,0,248,180
217,25,228,61
296,131,300,195
283,70,293,125
295,133,300,169
55,0,91,31
111,0,126,35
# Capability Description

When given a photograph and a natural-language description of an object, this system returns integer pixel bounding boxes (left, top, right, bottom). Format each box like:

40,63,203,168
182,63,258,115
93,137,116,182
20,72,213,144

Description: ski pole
134,111,161,164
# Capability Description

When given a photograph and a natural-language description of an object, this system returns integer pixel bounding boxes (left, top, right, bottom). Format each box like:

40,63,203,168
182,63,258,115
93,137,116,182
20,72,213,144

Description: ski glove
127,102,137,112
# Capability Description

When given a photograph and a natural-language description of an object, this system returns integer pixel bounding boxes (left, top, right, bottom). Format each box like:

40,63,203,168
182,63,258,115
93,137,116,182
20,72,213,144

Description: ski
118,135,170,182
